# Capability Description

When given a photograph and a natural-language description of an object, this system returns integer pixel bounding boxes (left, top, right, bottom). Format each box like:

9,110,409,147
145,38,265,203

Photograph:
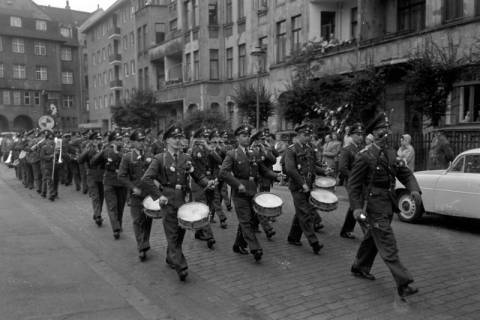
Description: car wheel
397,190,423,223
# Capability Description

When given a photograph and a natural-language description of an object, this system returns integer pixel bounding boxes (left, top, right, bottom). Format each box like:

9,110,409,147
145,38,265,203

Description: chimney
65,0,70,9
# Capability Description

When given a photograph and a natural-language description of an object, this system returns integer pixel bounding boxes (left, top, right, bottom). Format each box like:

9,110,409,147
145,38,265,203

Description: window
123,35,128,51
238,44,246,77
193,50,199,80
144,67,149,89
351,7,358,39
476,0,480,16
155,23,165,43
63,96,73,108
465,155,480,173
321,12,336,41
444,0,463,22
36,20,47,31
210,49,219,80
226,47,233,79
102,48,106,61
3,91,10,104
10,17,22,27
13,91,21,105
185,53,191,81
24,92,30,105
92,53,96,65
0,64,4,78
34,41,47,56
139,69,143,89
104,95,108,108
451,156,464,172
142,25,147,53
259,37,268,71
61,47,72,61
0,36,3,51
238,0,245,19
291,15,302,52
35,66,48,80
13,64,26,79
130,32,135,47
226,0,233,24
60,27,72,38
208,2,218,25
93,75,97,88
62,71,73,84
124,63,129,77
131,60,136,75
192,0,199,27
276,20,286,62
34,92,40,105
398,0,426,32
169,18,178,31
137,27,142,52
12,38,25,53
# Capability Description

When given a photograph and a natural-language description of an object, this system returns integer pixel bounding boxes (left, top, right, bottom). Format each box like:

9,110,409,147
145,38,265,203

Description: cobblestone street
1,165,480,320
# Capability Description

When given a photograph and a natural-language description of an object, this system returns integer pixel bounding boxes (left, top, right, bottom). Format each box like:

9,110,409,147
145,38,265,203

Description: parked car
395,148,480,222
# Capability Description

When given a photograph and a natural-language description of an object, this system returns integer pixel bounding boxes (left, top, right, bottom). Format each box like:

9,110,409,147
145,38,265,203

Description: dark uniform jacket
219,146,277,196
142,151,208,208
348,144,421,214
191,145,223,178
26,138,42,164
118,149,151,198
284,142,325,192
91,146,124,186
151,140,165,155
39,140,56,163
78,146,105,182
338,142,361,185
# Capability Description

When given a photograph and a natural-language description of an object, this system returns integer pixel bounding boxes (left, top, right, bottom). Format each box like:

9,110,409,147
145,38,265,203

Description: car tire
397,190,423,223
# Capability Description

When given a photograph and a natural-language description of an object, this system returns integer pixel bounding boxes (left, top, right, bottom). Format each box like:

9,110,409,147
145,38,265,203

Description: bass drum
253,192,283,218
309,189,338,212
142,196,165,219
177,202,210,230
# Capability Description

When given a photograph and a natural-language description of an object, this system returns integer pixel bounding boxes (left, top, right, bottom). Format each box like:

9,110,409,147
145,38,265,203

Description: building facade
82,0,480,134
0,0,91,132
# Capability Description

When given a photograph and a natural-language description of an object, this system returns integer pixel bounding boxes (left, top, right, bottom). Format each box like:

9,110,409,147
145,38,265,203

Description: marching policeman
29,130,44,194
91,131,127,239
78,130,91,194
142,125,214,281
118,130,153,261
66,135,82,191
220,124,279,262
284,124,324,254
78,132,105,226
348,113,421,299
39,130,61,201
338,123,365,239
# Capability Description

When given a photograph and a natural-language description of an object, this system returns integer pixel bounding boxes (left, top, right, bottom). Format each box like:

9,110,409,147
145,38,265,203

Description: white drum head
254,193,283,208
178,202,209,221
310,189,338,204
142,196,161,211
315,177,336,188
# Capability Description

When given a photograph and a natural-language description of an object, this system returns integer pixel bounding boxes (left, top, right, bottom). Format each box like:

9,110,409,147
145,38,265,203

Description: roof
78,8,105,32
38,4,91,27
0,0,51,20
81,0,129,33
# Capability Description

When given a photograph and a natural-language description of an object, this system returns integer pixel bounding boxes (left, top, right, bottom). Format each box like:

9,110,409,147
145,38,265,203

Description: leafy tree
111,90,160,129
233,82,273,126
182,109,228,136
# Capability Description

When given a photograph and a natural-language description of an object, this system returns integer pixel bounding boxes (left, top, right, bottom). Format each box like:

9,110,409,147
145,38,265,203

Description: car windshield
450,156,464,172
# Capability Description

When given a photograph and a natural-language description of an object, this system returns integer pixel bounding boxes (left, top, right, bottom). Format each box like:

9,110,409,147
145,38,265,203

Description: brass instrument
30,138,46,151
52,138,63,180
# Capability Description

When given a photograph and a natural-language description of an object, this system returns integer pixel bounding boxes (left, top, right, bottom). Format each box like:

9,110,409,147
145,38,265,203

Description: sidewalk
0,172,168,320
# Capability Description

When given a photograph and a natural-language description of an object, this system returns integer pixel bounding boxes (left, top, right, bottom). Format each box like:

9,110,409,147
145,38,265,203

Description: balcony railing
108,53,122,64
108,26,121,39
109,79,123,89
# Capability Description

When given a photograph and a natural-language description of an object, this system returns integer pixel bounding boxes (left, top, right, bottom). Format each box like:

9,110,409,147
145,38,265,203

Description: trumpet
30,138,46,151
52,138,63,180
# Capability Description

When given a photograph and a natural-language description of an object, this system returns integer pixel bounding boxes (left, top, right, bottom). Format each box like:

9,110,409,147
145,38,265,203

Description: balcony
109,79,123,90
108,27,121,39
109,53,122,65
165,63,183,86
149,35,183,61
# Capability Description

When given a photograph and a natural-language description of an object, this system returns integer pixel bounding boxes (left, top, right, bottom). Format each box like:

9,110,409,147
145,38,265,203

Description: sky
34,0,117,13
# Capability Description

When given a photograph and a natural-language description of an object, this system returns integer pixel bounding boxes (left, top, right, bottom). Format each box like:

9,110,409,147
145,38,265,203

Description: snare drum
142,196,165,219
314,176,336,191
309,189,338,212
253,192,283,217
177,202,210,230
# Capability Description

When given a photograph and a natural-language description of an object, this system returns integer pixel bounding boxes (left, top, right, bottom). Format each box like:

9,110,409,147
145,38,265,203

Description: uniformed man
61,132,73,186
66,135,82,191
78,132,105,226
118,130,153,261
79,130,91,194
284,124,324,254
219,130,232,211
142,124,214,281
39,130,61,201
22,130,35,189
348,113,421,299
189,127,220,248
91,131,127,239
220,124,279,262
29,130,45,194
338,123,365,239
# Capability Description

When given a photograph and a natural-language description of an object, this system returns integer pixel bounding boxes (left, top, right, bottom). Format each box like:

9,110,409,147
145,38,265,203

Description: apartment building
0,0,90,132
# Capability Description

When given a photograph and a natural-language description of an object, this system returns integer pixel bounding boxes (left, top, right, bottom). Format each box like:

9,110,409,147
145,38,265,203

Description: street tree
182,109,228,136
233,83,273,126
111,90,161,129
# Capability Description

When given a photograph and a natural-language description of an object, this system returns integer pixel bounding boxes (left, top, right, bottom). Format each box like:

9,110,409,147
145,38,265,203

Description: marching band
3,115,421,299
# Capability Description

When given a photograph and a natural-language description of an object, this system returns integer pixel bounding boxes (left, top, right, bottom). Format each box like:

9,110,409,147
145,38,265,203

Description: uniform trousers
220,182,231,208
88,179,104,221
163,204,188,274
69,160,81,190
340,207,357,234
23,162,34,189
288,191,319,246
353,211,413,288
79,163,88,193
31,162,42,193
192,188,215,241
232,192,261,252
206,186,227,222
130,196,152,253
104,184,127,232
42,162,60,198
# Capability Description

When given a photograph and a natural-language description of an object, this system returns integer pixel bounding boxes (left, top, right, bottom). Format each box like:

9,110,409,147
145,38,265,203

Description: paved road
1,164,480,320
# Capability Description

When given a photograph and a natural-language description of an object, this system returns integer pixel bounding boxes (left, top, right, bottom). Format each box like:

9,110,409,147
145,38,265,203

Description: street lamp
251,46,266,130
